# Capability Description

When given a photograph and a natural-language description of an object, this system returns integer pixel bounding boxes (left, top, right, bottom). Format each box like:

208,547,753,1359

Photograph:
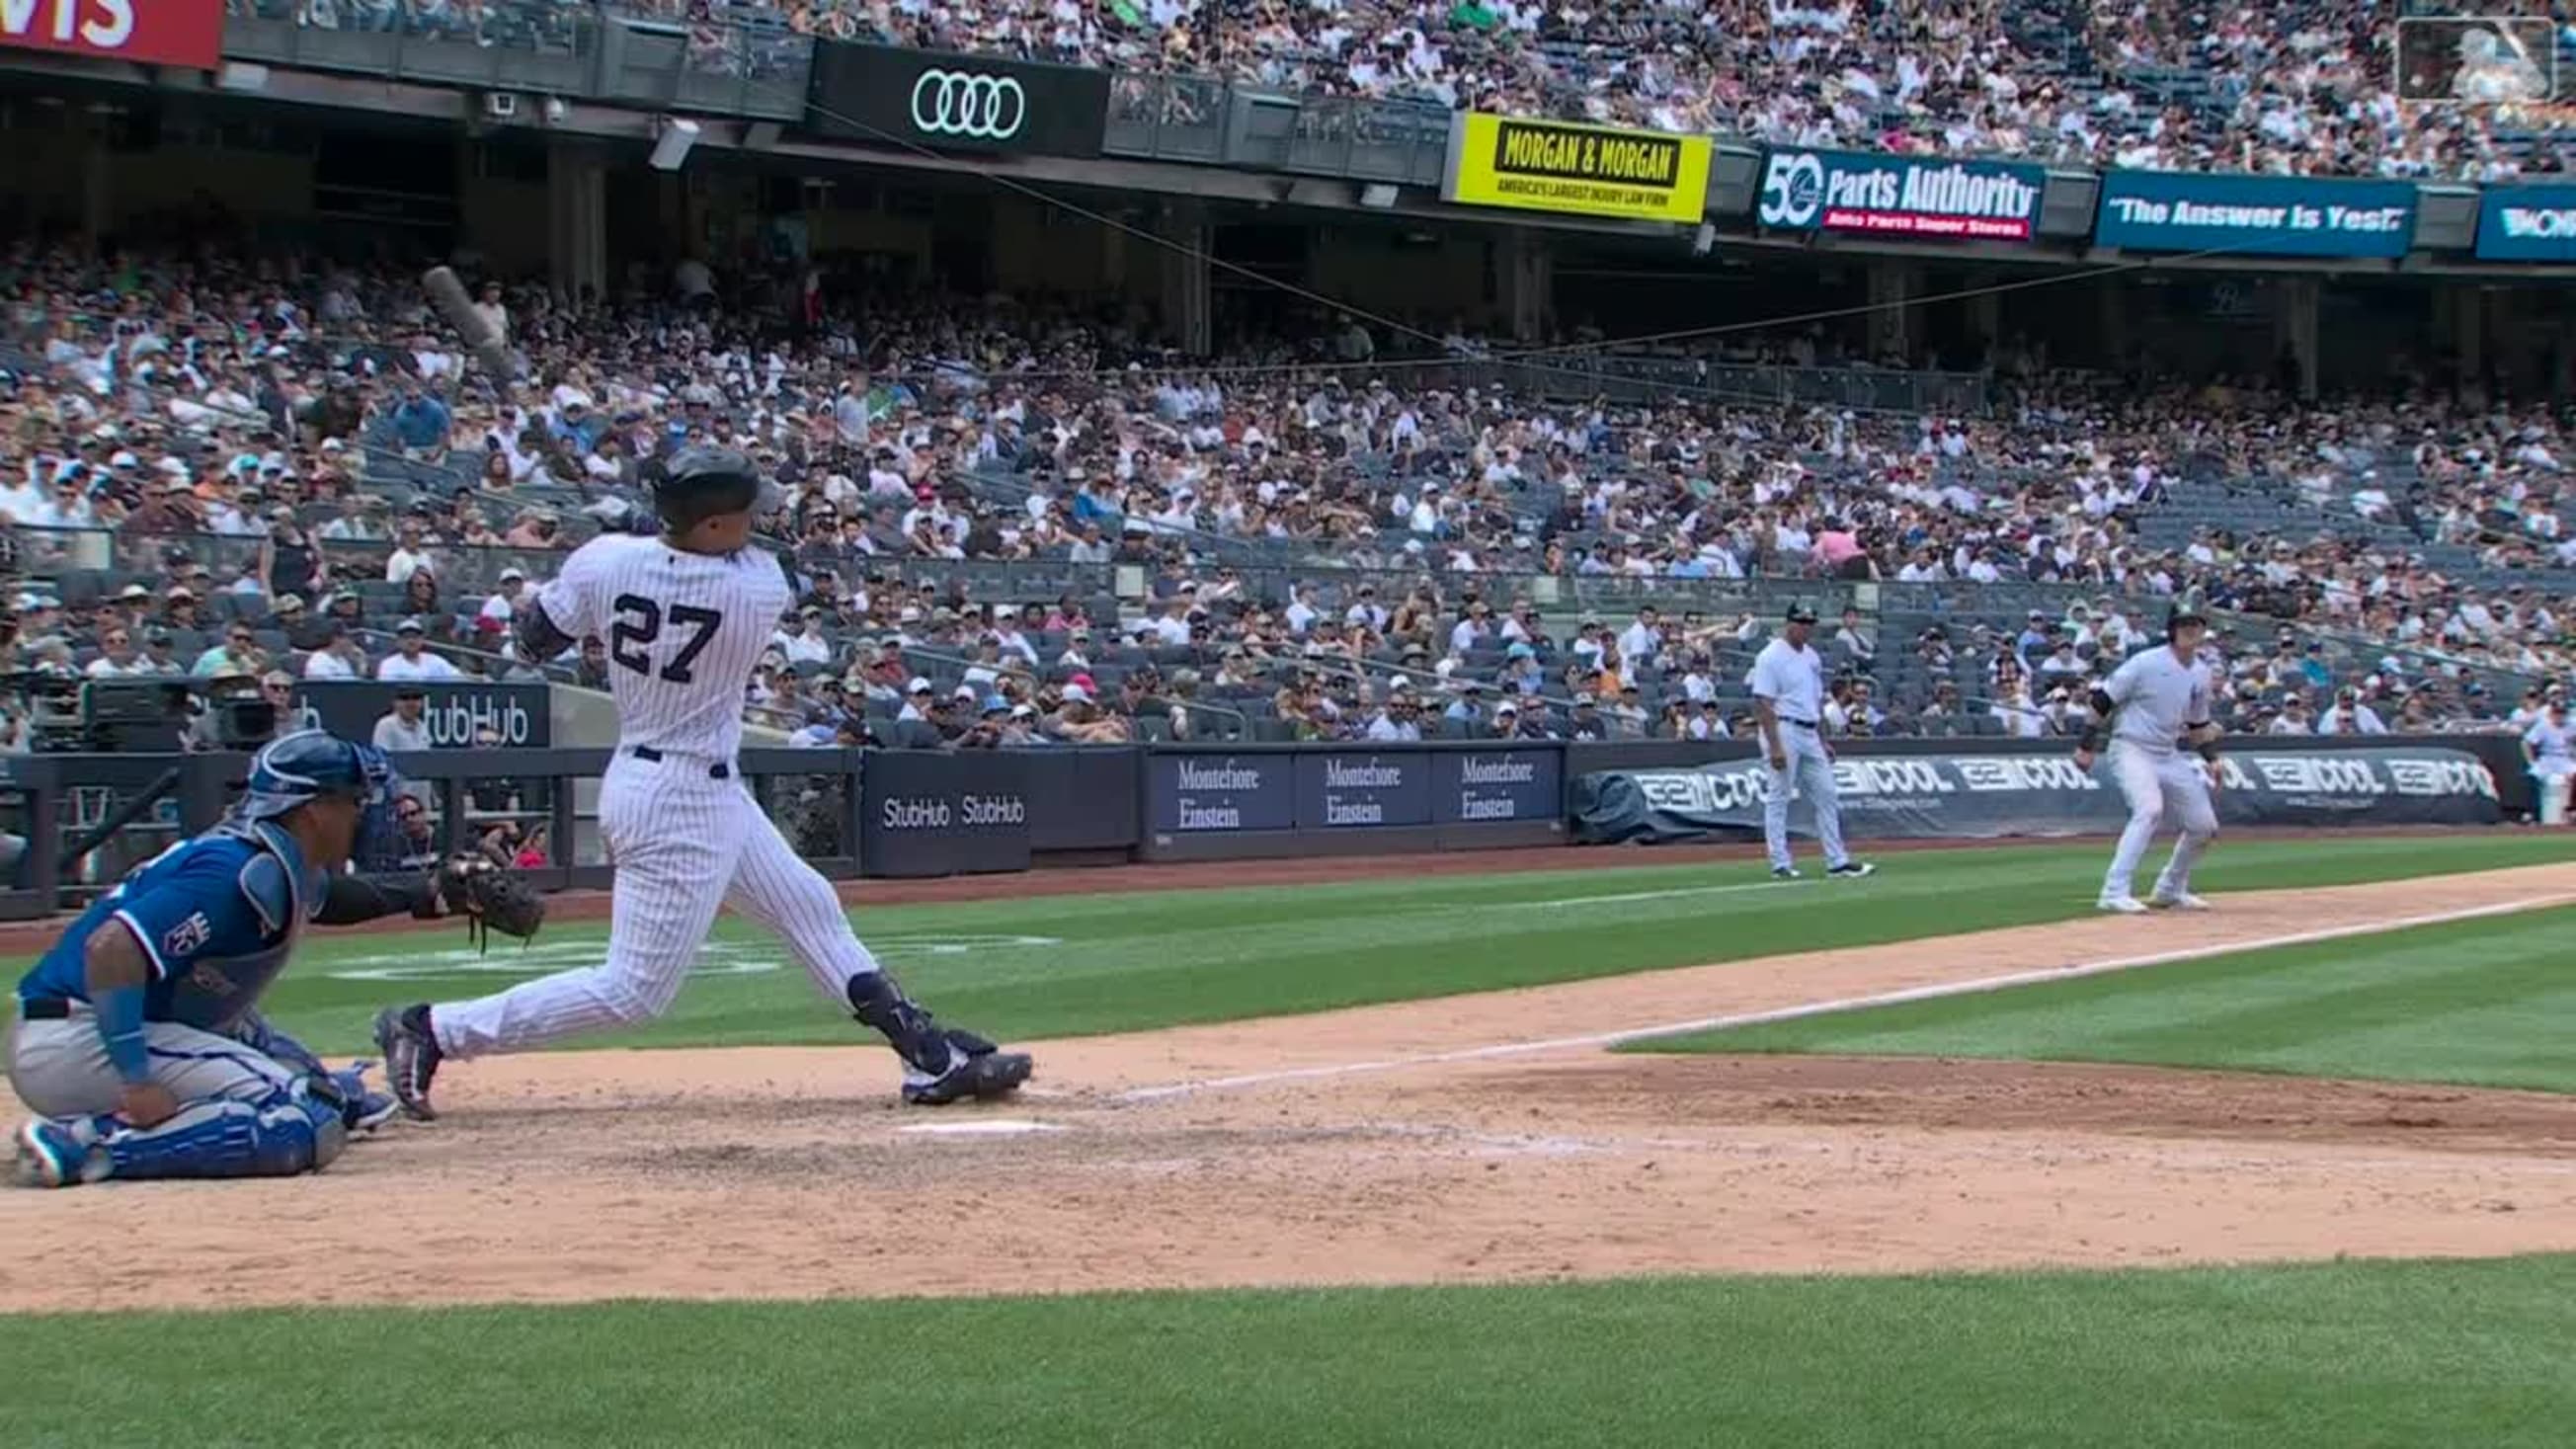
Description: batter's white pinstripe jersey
535,533,791,758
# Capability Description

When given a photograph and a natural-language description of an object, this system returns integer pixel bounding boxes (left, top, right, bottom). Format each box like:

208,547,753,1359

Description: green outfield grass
14,835,2568,1057
3,1255,2568,1448
1640,903,2576,1094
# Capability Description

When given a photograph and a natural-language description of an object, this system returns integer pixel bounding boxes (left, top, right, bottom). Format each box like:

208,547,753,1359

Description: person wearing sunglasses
189,624,268,680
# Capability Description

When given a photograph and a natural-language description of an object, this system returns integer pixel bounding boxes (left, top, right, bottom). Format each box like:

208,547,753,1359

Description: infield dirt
5,861,2573,1313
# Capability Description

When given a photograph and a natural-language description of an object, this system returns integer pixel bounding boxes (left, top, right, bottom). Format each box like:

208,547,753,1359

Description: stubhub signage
2475,185,2576,262
860,750,1031,877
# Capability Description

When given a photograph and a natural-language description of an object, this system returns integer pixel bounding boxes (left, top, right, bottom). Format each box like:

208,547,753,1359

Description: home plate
898,1119,1067,1137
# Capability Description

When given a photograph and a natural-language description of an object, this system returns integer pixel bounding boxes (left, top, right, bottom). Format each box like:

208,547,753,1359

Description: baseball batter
372,448,1032,1118
1746,603,1874,880
2076,607,2221,913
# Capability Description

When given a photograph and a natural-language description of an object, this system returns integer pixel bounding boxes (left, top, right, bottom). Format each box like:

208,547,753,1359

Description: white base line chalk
1116,893,2575,1103
1505,878,1813,910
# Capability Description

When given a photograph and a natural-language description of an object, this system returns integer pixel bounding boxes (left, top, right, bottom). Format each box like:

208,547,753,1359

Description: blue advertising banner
1150,752,1296,834
1432,748,1563,825
860,750,1032,877
1755,147,2045,241
2475,186,2576,262
2094,171,2416,258
1295,752,1433,829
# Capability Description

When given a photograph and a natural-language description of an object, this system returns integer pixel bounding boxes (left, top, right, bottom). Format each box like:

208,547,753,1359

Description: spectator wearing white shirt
302,628,368,680
2314,688,2387,735
1132,600,1192,648
771,609,835,667
376,618,463,682
24,470,101,529
1284,585,1321,635
470,281,510,349
1452,598,1493,655
1832,606,1874,664
385,523,437,586
81,624,154,678
1616,606,1662,673
373,687,434,754
477,568,530,630
1344,585,1389,634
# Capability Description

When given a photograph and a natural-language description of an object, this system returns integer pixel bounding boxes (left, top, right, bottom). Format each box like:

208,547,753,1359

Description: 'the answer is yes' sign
2093,170,2416,258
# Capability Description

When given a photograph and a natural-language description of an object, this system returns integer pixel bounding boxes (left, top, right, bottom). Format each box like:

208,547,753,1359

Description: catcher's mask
240,729,407,865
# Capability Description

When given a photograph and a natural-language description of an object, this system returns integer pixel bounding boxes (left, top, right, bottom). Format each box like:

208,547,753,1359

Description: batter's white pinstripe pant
431,753,879,1056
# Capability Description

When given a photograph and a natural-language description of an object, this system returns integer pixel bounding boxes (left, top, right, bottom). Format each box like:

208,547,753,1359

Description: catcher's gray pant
8,1010,344,1180
7,1012,296,1117
1763,719,1853,871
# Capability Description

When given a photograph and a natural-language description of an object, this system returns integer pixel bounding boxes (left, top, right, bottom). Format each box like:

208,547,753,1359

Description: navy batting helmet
651,445,765,530
2166,605,2209,638
240,729,397,821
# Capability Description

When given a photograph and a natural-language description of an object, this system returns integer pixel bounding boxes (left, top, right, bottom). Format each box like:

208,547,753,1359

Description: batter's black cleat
1771,866,1802,880
1827,860,1877,878
373,1005,444,1122
849,974,1034,1106
904,1032,1036,1106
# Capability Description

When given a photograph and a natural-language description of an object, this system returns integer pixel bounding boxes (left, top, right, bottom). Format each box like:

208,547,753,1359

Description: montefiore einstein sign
1756,147,2046,241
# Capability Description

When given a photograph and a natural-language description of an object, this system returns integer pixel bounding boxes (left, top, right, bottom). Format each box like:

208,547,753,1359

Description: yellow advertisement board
1442,113,1713,224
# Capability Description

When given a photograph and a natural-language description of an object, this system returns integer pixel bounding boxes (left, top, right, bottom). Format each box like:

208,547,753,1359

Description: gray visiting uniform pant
1763,718,1851,871
5,1012,295,1119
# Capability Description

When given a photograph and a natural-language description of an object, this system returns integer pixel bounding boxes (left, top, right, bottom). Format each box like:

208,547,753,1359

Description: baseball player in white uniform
2076,607,2221,913
371,448,1032,1118
1747,603,1874,880
2523,698,2574,824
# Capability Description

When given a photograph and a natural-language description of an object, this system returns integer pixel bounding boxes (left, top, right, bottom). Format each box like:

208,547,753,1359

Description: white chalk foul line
1116,893,2576,1103
1506,878,1815,910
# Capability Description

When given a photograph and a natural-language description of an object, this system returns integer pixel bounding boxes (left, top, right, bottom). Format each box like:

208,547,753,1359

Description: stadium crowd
235,0,2575,180
2,232,2572,756
772,0,2565,181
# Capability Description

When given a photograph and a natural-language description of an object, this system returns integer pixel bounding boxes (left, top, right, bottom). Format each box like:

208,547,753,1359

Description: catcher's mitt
437,855,545,952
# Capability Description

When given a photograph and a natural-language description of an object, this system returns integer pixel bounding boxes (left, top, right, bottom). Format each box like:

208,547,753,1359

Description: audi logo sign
911,70,1027,140
807,43,1110,157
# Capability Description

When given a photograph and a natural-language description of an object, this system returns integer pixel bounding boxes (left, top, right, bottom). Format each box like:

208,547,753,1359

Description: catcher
10,730,542,1188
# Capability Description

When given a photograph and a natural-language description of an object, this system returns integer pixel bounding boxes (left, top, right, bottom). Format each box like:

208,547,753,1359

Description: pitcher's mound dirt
4,865,2573,1313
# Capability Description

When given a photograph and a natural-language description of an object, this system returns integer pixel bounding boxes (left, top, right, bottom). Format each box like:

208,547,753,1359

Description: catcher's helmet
240,729,408,866
240,728,398,819
650,445,765,530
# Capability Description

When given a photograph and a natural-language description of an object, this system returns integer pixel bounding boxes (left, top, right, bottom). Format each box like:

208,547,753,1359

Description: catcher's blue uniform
9,732,404,1186
19,824,322,1033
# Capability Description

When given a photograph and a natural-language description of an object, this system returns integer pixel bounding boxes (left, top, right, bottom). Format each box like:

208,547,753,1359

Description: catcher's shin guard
48,1084,348,1185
